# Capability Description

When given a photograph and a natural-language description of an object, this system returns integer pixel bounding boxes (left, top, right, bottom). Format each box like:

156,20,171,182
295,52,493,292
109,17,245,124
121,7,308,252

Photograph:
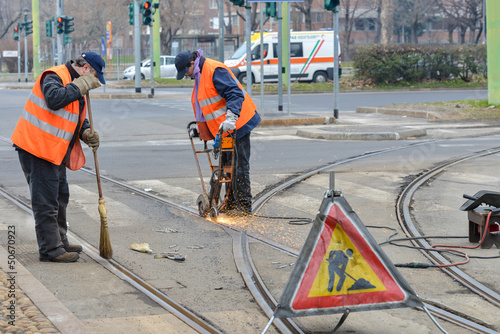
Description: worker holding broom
11,52,105,262
175,50,261,216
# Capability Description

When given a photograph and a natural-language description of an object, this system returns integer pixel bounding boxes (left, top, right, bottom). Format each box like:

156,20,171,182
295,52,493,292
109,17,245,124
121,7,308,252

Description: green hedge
353,44,487,84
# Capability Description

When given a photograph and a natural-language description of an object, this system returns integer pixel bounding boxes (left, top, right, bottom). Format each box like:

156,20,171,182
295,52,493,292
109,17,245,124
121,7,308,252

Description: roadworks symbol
308,224,385,297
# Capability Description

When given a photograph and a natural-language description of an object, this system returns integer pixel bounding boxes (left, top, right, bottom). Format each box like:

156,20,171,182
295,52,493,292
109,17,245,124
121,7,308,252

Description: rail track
1,135,499,333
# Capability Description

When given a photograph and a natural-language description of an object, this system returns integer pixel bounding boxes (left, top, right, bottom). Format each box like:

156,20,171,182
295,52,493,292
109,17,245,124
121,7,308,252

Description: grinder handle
463,194,478,201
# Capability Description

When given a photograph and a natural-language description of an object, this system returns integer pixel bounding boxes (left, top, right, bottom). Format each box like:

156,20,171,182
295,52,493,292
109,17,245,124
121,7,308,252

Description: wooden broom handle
86,92,103,199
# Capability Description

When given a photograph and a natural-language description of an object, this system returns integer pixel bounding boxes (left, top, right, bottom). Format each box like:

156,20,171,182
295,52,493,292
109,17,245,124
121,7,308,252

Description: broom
86,92,113,259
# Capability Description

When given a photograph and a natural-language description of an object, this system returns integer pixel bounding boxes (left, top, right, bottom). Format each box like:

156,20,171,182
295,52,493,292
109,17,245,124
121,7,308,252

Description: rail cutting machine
187,121,235,218
460,190,500,248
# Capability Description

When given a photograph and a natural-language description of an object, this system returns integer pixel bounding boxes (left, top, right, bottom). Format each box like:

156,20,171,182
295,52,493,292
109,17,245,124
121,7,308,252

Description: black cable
365,225,500,265
380,235,468,246
252,214,313,225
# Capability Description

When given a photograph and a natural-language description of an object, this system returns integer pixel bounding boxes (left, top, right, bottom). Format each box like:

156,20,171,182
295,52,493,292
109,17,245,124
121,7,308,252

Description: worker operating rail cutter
187,121,235,218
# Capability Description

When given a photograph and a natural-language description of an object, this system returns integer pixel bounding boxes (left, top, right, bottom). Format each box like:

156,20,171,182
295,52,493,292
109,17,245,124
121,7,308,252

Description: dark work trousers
226,132,252,212
18,149,70,260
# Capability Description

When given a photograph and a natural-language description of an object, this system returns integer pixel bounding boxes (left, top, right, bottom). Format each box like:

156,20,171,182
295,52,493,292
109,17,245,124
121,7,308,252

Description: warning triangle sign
274,192,422,319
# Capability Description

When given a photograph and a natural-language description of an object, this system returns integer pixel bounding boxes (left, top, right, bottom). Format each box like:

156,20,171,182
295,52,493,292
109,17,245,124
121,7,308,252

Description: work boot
40,252,79,263
64,244,83,253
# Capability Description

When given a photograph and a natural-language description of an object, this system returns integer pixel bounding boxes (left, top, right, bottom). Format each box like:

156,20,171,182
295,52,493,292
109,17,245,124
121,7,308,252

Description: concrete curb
260,116,335,127
0,246,89,334
356,106,442,120
89,93,191,99
297,128,427,140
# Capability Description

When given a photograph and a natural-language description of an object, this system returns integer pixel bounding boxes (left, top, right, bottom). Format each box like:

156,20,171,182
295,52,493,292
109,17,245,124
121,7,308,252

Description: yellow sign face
308,224,386,297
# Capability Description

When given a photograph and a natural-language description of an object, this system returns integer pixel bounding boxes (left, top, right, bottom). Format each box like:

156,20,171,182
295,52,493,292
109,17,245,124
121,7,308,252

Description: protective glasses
185,66,190,74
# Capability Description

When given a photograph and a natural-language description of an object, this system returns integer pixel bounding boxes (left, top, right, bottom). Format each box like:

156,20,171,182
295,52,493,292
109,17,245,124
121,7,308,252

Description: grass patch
114,76,487,93
383,99,500,121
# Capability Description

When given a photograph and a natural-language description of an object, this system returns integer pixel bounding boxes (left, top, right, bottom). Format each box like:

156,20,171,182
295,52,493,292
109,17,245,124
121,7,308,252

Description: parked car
122,55,176,80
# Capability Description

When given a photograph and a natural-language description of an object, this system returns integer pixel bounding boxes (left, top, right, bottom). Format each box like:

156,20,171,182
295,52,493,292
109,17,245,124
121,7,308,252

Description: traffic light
64,34,72,44
57,16,64,34
13,25,19,41
128,3,134,25
45,20,53,37
23,19,33,35
141,1,153,26
324,0,340,11
64,16,74,34
265,3,277,17
230,0,245,7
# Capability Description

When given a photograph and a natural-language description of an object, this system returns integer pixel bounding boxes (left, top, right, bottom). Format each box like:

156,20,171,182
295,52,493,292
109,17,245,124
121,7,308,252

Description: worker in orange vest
11,52,105,262
175,50,261,216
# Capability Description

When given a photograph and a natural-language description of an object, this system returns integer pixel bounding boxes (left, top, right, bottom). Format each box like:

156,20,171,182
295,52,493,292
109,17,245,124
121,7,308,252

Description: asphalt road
93,85,488,113
1,87,499,333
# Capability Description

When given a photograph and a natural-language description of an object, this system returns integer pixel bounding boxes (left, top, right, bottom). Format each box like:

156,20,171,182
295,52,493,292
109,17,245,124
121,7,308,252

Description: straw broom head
98,197,113,259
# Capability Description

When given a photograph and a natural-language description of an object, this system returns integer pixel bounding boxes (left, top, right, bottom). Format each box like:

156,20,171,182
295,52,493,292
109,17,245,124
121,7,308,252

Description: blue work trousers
225,132,252,212
18,149,70,260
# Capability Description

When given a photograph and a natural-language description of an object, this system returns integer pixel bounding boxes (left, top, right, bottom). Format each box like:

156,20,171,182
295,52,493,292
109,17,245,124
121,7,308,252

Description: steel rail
396,147,500,333
396,147,500,307
2,136,497,333
0,186,221,334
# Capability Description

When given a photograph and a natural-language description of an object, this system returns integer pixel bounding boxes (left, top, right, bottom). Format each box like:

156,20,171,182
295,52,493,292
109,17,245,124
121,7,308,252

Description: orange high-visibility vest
11,65,86,171
191,58,257,138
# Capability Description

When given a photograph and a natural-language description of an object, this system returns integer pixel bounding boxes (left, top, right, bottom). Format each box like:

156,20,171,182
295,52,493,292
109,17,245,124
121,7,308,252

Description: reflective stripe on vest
11,65,86,170
21,92,79,141
193,58,257,137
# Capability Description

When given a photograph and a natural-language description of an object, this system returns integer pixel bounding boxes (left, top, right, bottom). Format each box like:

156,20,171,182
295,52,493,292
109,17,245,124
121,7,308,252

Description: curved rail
396,147,500,308
2,135,498,333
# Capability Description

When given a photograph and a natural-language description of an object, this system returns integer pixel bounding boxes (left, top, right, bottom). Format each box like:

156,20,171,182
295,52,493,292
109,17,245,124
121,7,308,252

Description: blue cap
175,51,192,80
82,52,106,84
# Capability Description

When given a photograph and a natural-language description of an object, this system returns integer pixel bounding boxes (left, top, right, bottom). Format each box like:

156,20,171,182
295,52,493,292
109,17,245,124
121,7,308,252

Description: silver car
122,55,176,80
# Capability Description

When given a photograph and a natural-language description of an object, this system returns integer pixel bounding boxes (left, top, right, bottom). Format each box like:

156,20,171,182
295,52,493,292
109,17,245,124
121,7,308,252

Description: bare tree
434,0,483,44
0,2,22,40
65,0,130,50
233,2,269,32
341,0,375,60
292,0,314,31
225,0,233,34
159,0,197,54
380,0,394,44
394,0,434,43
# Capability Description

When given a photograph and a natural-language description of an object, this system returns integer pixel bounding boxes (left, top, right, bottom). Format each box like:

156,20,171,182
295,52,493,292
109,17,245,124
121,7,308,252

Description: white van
224,31,340,84
122,55,176,80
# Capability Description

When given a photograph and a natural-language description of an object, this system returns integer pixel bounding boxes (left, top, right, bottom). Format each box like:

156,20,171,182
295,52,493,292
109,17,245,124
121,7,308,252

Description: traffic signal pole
487,0,499,104
333,7,340,119
24,15,29,82
277,3,283,111
260,2,264,114
51,20,56,66
218,0,224,62
150,28,154,96
57,0,64,65
153,1,161,79
32,0,40,80
245,0,252,96
282,2,291,116
17,29,21,82
134,0,141,93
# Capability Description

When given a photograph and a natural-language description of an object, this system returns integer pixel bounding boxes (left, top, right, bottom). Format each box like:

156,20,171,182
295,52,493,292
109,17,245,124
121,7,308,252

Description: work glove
72,74,101,96
81,128,100,149
219,110,238,133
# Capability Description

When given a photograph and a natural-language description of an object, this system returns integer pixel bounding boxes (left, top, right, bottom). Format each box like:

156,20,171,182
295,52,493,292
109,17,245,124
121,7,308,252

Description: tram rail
1,135,499,333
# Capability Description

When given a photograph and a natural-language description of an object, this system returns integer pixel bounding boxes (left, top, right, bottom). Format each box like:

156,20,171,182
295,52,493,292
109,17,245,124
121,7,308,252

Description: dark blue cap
175,51,192,80
82,52,106,84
